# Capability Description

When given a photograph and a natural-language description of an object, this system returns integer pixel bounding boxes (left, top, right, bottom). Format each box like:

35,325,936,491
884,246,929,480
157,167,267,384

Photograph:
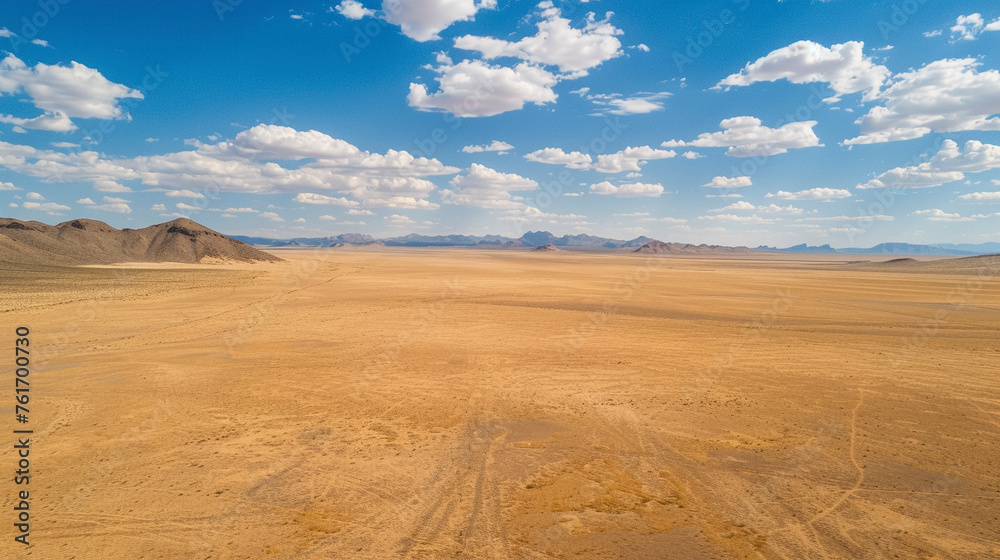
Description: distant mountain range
756,242,1000,256
232,231,1000,255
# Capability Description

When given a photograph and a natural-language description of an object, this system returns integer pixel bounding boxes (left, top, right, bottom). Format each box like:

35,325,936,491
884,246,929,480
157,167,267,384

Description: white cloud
385,213,415,224
0,54,142,131
453,3,623,74
663,116,821,157
382,0,497,42
0,124,457,208
858,140,1000,189
581,91,670,116
0,181,20,190
84,196,131,214
711,200,755,212
588,181,664,197
594,146,675,173
31,39,51,48
959,191,1000,201
702,176,751,188
0,29,14,38
336,0,376,20
319,215,337,221
950,13,1000,41
523,147,592,168
680,151,703,159
441,163,537,208
756,203,803,214
462,140,514,154
76,197,94,204
294,192,359,207
923,29,943,38
223,207,258,213
347,208,375,215
717,41,889,102
766,187,852,200
259,211,284,222
911,209,975,222
151,203,166,211
23,201,70,213
844,58,1000,145
698,213,774,224
25,191,44,200
164,189,205,198
51,141,79,148
799,215,894,222
408,59,558,117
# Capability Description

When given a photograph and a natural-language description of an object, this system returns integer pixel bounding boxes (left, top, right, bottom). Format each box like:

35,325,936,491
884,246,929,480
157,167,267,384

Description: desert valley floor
2,249,998,559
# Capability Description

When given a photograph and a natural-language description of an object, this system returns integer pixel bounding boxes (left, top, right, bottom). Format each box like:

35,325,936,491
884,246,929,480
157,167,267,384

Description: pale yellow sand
2,249,998,559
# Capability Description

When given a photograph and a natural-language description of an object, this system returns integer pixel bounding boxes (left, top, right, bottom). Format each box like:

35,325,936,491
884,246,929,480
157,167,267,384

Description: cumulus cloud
857,139,1000,189
407,59,558,117
410,3,624,117
588,181,664,197
0,181,20,190
440,163,537,208
25,191,44,200
663,116,821,157
698,213,774,224
523,147,592,169
709,201,802,214
911,209,975,222
23,201,70,213
335,0,376,20
164,189,205,198
294,192,360,207
381,0,497,42
702,176,751,188
84,195,131,214
765,187,852,200
462,140,514,154
0,54,143,131
594,146,675,173
844,58,1000,145
717,40,889,102
580,91,671,116
259,211,284,222
453,2,623,74
959,191,1000,201
950,13,1000,41
0,124,457,209
385,213,415,224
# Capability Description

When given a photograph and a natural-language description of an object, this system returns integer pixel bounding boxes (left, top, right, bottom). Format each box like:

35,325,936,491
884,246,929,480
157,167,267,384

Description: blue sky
1,0,999,246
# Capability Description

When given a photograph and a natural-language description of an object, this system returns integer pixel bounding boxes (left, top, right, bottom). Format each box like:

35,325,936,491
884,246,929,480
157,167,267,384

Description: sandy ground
2,249,999,559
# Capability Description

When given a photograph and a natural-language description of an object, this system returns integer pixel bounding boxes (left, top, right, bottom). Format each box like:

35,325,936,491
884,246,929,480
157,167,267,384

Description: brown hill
0,217,282,265
633,240,752,254
531,244,560,252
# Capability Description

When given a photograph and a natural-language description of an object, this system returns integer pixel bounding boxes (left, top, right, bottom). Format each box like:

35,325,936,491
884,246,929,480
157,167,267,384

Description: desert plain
2,249,999,559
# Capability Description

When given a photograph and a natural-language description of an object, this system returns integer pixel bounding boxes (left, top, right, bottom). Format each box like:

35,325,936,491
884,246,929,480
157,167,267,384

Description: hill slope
0,217,281,265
